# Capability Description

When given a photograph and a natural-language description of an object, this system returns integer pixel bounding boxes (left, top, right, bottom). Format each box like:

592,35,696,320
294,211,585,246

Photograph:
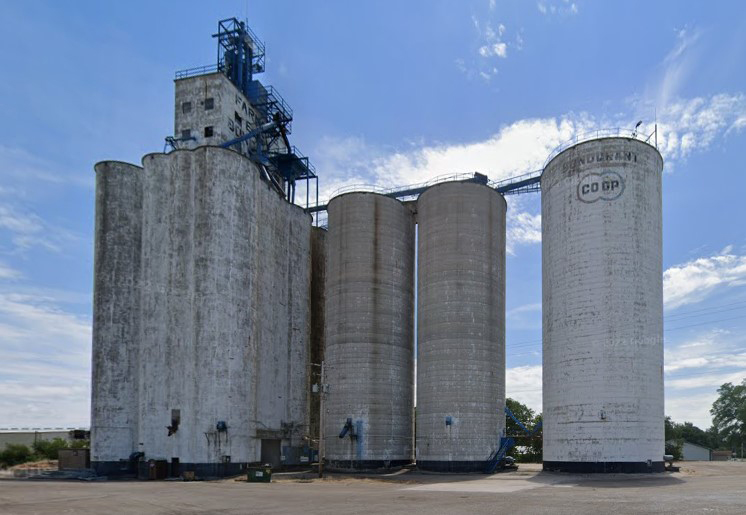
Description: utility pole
318,361,326,478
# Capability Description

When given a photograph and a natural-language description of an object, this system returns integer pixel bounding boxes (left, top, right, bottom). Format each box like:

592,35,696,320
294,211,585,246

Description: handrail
175,63,221,80
543,126,658,169
327,172,479,202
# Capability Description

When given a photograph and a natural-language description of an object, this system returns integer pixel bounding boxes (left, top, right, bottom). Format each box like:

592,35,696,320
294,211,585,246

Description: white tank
541,137,664,472
90,161,142,474
416,181,507,472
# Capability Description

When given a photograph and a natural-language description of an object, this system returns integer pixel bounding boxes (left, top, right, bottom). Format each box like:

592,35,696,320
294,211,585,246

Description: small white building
681,441,711,461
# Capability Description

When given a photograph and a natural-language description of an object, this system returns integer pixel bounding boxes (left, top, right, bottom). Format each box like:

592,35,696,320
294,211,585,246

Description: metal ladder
484,436,515,474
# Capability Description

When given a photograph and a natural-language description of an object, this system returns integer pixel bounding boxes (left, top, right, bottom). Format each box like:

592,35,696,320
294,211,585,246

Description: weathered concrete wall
309,228,327,444
133,146,311,472
139,148,257,467
253,172,312,455
91,161,143,464
324,193,415,469
541,138,664,473
174,73,262,152
416,182,507,472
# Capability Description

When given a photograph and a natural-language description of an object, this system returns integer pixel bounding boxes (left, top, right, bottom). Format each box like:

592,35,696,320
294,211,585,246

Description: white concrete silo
90,161,143,475
541,137,664,472
416,181,507,472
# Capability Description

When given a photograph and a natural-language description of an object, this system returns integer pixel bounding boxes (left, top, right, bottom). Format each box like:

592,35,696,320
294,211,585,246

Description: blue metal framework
214,17,265,98
172,17,318,212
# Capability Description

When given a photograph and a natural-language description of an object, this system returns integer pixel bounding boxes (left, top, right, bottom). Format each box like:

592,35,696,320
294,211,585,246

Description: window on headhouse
204,126,214,137
181,129,191,139
204,97,214,110
182,101,192,114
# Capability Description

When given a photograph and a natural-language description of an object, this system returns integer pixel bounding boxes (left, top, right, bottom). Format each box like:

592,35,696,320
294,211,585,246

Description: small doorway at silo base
261,439,282,468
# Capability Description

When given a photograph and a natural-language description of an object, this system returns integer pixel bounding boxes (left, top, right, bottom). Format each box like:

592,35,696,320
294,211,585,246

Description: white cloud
0,205,43,234
0,262,22,280
316,91,746,208
0,145,89,188
0,292,91,427
656,27,702,109
507,210,541,253
538,1,576,16
469,16,513,79
311,89,746,243
664,329,746,427
650,93,746,162
508,303,542,317
664,248,746,310
506,365,542,413
665,391,720,430
0,203,79,254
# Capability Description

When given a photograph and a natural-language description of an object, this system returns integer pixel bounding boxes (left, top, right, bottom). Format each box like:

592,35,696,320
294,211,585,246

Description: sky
0,0,745,431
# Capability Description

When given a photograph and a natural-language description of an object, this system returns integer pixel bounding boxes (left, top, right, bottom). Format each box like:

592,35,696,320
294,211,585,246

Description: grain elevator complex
91,18,666,477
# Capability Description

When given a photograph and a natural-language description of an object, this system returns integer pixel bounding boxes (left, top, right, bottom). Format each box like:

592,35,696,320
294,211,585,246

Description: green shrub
32,438,71,460
0,444,34,468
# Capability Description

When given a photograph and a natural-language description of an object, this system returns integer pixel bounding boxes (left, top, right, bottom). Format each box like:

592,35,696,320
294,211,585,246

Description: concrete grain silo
416,181,507,472
90,161,143,475
324,193,415,469
541,137,664,472
137,146,311,476
138,147,258,476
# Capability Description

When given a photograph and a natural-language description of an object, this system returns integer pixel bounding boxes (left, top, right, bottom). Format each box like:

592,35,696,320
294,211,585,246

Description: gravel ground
1,462,745,514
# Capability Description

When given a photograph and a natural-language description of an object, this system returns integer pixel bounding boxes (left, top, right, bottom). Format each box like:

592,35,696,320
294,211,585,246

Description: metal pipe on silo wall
416,182,507,472
324,193,415,470
90,161,143,475
541,137,664,473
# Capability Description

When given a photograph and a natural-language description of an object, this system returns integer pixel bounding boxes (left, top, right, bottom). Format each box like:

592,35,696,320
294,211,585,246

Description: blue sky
0,0,745,430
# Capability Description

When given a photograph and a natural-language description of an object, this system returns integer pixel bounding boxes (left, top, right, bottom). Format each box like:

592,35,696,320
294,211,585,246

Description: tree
32,438,72,460
0,444,33,468
505,398,542,463
710,379,746,454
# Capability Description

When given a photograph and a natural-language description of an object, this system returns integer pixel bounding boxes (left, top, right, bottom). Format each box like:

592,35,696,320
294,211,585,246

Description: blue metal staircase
484,436,515,474
484,406,543,473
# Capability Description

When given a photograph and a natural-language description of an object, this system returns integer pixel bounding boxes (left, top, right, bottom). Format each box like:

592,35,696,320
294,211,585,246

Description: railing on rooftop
543,126,658,169
327,172,479,202
175,63,221,80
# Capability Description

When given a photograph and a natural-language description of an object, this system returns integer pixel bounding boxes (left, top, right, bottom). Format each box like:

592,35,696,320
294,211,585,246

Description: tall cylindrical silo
324,192,415,469
416,181,507,472
541,137,664,473
90,161,143,474
138,147,258,476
